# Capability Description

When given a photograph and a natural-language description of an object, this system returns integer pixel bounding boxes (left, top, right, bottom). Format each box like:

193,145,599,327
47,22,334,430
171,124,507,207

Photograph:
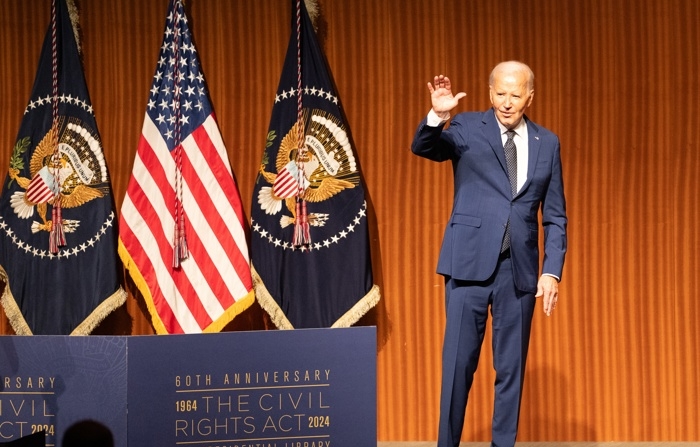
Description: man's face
489,70,534,130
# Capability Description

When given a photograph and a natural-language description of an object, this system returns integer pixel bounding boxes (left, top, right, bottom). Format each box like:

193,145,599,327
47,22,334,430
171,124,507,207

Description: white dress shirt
426,109,528,193
495,115,528,194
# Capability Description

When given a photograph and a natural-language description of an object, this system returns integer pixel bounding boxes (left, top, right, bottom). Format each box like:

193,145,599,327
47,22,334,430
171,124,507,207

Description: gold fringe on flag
0,265,126,335
251,265,380,330
118,240,255,334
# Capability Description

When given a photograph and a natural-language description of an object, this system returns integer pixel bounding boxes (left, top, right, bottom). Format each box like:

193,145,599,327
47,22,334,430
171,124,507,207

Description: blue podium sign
127,327,376,447
0,336,128,447
0,327,375,446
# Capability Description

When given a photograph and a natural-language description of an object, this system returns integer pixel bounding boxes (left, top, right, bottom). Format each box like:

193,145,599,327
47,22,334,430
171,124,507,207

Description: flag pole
293,0,311,247
49,0,66,253
171,0,188,267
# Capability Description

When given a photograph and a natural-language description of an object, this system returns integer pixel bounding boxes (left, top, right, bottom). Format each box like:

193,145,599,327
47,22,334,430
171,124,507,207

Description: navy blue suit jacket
411,110,567,293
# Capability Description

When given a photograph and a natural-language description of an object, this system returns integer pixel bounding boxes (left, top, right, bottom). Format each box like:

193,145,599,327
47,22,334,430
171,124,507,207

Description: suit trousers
438,255,536,447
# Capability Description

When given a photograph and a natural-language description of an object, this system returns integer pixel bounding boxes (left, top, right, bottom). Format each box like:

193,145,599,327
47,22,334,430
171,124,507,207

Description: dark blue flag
251,0,380,328
0,0,126,334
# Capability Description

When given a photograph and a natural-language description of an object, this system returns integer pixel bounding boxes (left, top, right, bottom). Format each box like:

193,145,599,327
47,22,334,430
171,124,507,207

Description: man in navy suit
411,61,567,447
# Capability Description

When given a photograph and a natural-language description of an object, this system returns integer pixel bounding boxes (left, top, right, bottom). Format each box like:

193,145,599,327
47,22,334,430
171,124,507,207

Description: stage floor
377,443,700,447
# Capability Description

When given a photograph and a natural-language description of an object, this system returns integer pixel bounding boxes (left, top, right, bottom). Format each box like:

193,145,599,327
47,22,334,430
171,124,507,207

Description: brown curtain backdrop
1,0,698,442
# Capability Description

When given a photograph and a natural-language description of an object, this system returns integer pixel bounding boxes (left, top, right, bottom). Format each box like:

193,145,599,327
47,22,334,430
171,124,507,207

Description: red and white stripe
119,113,252,334
273,161,302,199
26,171,56,204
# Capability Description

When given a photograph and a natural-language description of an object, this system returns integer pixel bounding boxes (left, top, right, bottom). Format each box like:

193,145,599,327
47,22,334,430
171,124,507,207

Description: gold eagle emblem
257,109,360,228
8,118,107,234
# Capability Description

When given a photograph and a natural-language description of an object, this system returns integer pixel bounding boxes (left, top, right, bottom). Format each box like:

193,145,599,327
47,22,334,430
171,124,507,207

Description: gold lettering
218,395,232,412
319,391,329,409
44,400,55,417
207,419,228,434
278,414,293,432
237,394,250,412
243,415,256,434
0,421,29,439
259,394,272,411
290,393,302,410
262,415,277,432
175,419,189,437
0,421,11,439
10,399,24,417
202,395,212,413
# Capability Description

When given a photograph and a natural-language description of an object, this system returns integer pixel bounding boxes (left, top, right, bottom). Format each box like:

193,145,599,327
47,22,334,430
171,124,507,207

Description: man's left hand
536,275,559,316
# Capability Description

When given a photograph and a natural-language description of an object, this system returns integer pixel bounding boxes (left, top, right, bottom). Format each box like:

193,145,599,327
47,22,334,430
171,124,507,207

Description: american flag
118,0,254,334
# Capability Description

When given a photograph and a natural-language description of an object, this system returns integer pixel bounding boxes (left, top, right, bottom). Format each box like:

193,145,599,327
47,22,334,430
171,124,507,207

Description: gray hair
489,61,535,90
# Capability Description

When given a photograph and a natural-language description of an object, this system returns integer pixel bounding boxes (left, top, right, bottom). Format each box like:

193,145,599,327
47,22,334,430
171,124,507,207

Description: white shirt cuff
427,109,449,127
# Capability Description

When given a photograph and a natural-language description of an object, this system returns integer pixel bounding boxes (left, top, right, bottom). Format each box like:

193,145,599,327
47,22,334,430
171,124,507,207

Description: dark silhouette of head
62,420,113,447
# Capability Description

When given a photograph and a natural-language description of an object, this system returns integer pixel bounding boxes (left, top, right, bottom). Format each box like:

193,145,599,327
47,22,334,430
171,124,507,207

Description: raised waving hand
427,74,467,119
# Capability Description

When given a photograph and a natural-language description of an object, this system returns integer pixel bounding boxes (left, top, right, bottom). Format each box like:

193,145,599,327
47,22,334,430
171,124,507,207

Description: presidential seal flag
118,0,255,334
251,0,380,328
0,0,126,335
